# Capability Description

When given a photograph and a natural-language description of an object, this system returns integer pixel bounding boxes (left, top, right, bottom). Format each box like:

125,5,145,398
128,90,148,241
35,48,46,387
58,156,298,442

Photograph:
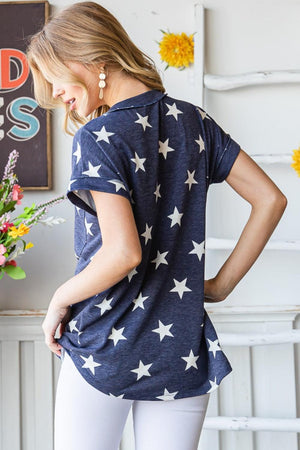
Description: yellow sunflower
158,31,194,70
291,148,300,176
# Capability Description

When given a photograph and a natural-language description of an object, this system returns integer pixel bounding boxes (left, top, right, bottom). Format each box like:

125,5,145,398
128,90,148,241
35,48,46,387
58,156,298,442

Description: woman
27,2,287,450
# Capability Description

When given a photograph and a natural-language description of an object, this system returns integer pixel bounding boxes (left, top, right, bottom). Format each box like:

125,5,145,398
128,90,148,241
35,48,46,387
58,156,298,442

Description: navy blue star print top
58,89,241,401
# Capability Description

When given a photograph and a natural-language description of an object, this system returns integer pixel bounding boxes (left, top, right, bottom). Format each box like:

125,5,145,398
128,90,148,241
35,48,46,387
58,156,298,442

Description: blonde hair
27,1,165,134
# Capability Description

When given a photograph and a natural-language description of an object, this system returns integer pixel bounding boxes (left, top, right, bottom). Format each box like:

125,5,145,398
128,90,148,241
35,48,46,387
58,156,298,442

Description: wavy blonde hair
27,1,165,134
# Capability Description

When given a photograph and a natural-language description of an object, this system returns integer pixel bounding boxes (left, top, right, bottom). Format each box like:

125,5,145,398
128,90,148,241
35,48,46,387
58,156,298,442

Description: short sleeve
67,126,131,216
198,108,241,185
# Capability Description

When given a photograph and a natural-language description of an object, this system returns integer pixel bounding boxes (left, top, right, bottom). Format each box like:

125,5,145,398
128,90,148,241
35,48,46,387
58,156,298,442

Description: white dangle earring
98,67,106,100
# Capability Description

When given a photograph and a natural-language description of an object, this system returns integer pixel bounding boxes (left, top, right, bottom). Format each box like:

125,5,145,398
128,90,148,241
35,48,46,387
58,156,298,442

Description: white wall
0,0,299,313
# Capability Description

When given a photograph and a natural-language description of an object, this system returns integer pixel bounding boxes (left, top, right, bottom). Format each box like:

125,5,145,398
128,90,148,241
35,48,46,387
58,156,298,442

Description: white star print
69,319,79,333
151,250,169,269
68,179,77,191
75,206,81,214
82,162,101,177
135,113,152,131
196,107,211,121
181,350,199,370
207,338,222,357
108,327,127,346
131,152,146,172
85,217,94,236
168,207,183,227
108,179,126,192
131,360,152,380
132,292,149,311
159,138,175,160
95,297,114,315
185,170,198,190
77,331,83,344
93,126,115,143
156,388,178,401
154,183,161,202
189,240,205,262
141,223,152,244
128,267,138,282
152,320,174,341
73,142,81,164
207,377,219,393
80,355,101,375
165,102,183,120
170,278,192,299
195,134,205,153
109,393,125,398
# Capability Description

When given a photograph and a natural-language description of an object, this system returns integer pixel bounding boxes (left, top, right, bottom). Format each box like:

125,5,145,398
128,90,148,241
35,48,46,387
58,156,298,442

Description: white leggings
55,350,210,450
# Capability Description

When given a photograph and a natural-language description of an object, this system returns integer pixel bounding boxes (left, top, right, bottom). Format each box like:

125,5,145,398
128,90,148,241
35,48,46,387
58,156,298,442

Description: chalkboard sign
0,1,51,190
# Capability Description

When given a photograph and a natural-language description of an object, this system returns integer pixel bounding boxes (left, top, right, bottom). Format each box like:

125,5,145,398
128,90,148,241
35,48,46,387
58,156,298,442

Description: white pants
55,350,210,450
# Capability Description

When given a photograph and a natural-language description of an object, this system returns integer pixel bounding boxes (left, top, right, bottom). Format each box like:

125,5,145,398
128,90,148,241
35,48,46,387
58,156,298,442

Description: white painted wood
194,3,205,106
20,342,35,450
251,153,292,164
34,342,54,450
204,416,300,432
206,237,300,251
1,341,21,450
204,70,300,91
251,320,298,450
217,346,254,450
218,330,300,346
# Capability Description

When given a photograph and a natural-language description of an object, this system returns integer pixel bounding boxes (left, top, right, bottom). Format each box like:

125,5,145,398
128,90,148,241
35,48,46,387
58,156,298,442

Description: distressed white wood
206,237,300,251
20,342,35,450
34,341,54,450
204,70,300,91
204,416,300,432
194,3,205,106
1,340,21,450
206,305,300,322
251,320,298,450
251,153,292,164
217,346,254,450
218,330,300,346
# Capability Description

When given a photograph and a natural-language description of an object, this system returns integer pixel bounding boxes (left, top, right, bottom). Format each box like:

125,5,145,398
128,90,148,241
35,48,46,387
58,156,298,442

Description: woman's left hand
42,299,71,357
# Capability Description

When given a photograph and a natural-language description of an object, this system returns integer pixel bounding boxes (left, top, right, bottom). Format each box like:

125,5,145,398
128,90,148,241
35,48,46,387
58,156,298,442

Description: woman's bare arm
42,191,142,355
204,149,287,302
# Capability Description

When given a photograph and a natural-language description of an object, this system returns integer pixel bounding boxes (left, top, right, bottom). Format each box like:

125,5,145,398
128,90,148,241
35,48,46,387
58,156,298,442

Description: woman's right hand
204,278,228,303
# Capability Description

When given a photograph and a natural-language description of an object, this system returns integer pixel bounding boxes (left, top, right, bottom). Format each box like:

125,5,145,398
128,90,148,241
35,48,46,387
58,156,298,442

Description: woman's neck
103,70,151,108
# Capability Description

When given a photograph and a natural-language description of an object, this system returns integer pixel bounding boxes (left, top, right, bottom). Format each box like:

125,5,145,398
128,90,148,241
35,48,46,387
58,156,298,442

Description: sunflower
158,31,194,70
291,148,300,176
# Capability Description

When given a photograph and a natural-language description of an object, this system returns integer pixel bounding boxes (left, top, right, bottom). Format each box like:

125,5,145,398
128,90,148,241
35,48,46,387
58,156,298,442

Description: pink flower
12,184,23,205
0,244,6,255
0,245,6,266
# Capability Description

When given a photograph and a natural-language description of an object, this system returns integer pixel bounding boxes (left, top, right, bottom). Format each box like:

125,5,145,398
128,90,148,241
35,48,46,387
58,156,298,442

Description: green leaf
3,265,26,280
0,269,4,280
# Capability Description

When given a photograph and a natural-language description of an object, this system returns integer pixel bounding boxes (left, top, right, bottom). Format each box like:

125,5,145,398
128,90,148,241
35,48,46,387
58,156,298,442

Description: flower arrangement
291,147,300,176
158,30,194,70
0,150,65,280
